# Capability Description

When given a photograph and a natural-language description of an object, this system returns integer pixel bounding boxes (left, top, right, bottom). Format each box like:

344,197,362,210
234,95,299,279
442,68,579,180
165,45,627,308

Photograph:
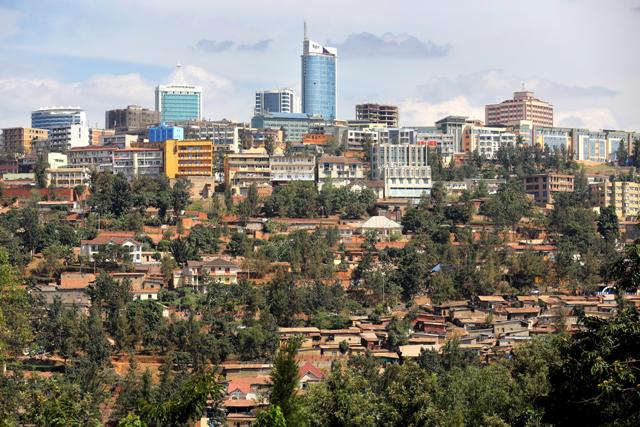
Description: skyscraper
301,23,337,121
155,65,203,123
31,107,86,130
485,90,553,127
255,89,297,115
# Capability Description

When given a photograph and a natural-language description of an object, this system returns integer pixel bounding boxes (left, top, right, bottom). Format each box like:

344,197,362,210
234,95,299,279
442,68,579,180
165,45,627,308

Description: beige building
46,166,91,188
224,148,271,195
591,179,640,220
1,127,49,154
356,104,399,127
523,173,574,204
270,154,316,184
486,91,553,127
317,155,365,188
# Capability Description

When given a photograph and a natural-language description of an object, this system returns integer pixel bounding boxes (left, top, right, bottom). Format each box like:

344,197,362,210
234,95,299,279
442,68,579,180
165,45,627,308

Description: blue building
301,27,337,121
31,107,86,130
149,124,184,143
155,65,202,123
255,89,296,115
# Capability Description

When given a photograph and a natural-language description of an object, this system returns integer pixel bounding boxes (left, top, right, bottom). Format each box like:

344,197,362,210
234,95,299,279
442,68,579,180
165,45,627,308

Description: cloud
556,108,618,130
398,96,484,126
238,39,272,52
196,38,272,53
332,32,450,58
195,39,235,53
417,69,618,105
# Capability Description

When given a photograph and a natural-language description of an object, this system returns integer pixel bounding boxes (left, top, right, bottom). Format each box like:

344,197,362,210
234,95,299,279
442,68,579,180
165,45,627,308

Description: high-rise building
31,107,86,130
485,90,553,127
255,89,297,115
301,24,337,120
1,127,49,154
370,128,432,199
155,65,203,123
105,105,160,130
356,104,398,127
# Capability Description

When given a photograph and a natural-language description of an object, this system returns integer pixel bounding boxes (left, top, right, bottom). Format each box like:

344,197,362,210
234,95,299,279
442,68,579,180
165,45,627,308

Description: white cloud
398,96,484,126
556,108,618,130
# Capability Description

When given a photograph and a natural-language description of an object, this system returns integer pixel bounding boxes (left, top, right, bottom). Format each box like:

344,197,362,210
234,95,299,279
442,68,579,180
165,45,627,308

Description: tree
616,141,628,166
170,237,198,266
171,178,192,215
609,240,640,292
269,336,304,426
597,205,619,242
480,181,531,230
254,405,286,427
187,224,219,254
544,306,640,426
34,152,49,188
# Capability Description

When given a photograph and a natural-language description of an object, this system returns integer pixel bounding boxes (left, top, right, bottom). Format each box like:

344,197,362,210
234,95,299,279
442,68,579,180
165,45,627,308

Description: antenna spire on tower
304,20,308,41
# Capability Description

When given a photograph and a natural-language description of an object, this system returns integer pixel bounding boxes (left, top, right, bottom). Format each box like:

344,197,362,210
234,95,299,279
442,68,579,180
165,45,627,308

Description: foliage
269,336,305,426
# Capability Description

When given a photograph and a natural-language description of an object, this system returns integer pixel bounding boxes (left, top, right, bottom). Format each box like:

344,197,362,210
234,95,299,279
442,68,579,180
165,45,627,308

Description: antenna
521,81,525,91
304,20,308,41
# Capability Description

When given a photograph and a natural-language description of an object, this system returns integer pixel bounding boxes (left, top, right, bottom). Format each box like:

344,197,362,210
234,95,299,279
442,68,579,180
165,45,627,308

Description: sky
0,0,639,130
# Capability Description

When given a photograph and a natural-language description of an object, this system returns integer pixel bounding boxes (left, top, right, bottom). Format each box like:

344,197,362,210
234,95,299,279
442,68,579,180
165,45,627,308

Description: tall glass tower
301,24,337,120
155,64,203,123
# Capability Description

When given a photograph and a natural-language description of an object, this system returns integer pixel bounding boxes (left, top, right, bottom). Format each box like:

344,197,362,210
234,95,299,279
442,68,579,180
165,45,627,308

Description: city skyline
0,0,639,130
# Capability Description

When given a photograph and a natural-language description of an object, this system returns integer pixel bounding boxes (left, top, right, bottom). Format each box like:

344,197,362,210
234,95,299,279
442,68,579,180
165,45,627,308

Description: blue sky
1,0,639,130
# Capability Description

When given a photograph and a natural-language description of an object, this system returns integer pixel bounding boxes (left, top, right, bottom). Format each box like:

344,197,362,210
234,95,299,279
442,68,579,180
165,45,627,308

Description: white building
112,148,163,179
371,128,432,199
80,232,143,264
31,106,86,130
270,154,316,183
462,125,516,159
46,166,90,188
47,125,89,152
255,89,297,115
317,155,365,189
417,131,455,164
67,146,116,171
46,152,68,169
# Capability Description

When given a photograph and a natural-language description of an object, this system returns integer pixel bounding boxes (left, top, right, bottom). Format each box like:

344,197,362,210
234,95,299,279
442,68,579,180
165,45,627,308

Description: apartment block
270,154,316,184
1,127,49,154
591,179,640,219
224,149,271,195
356,104,399,127
485,90,553,127
112,148,163,179
317,155,365,189
462,125,516,159
163,139,213,178
101,134,138,148
89,128,115,146
105,105,160,130
523,173,574,204
47,125,89,152
67,146,116,171
46,166,91,188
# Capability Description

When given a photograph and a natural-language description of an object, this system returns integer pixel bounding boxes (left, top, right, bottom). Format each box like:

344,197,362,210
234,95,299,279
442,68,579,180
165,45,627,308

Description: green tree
34,152,49,188
610,239,640,292
480,180,531,230
269,336,305,426
171,178,192,215
597,205,619,242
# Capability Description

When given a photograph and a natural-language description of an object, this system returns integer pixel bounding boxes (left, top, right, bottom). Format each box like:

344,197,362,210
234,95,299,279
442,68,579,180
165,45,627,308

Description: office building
416,131,455,165
155,65,203,123
462,125,516,159
572,129,607,162
270,154,316,184
356,104,398,127
67,146,117,171
370,128,432,199
255,89,297,115
47,125,89,152
251,112,325,143
435,116,469,153
523,173,574,205
1,127,49,154
112,148,163,179
224,149,271,195
182,120,242,153
149,124,184,143
31,107,86,130
46,166,91,188
89,128,115,145
163,139,213,178
317,155,365,189
532,126,573,151
100,134,138,149
105,105,160,130
301,25,337,120
591,179,640,220
485,90,553,127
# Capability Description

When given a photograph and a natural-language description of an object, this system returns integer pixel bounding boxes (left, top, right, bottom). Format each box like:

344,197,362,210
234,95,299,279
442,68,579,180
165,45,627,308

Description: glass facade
158,92,201,123
31,108,86,130
301,40,337,120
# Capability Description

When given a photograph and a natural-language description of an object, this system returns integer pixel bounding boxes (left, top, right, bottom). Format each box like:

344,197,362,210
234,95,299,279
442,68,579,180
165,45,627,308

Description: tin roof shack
278,327,321,349
430,300,469,319
493,319,529,338
220,363,272,381
475,295,508,311
503,306,541,320
411,314,447,335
